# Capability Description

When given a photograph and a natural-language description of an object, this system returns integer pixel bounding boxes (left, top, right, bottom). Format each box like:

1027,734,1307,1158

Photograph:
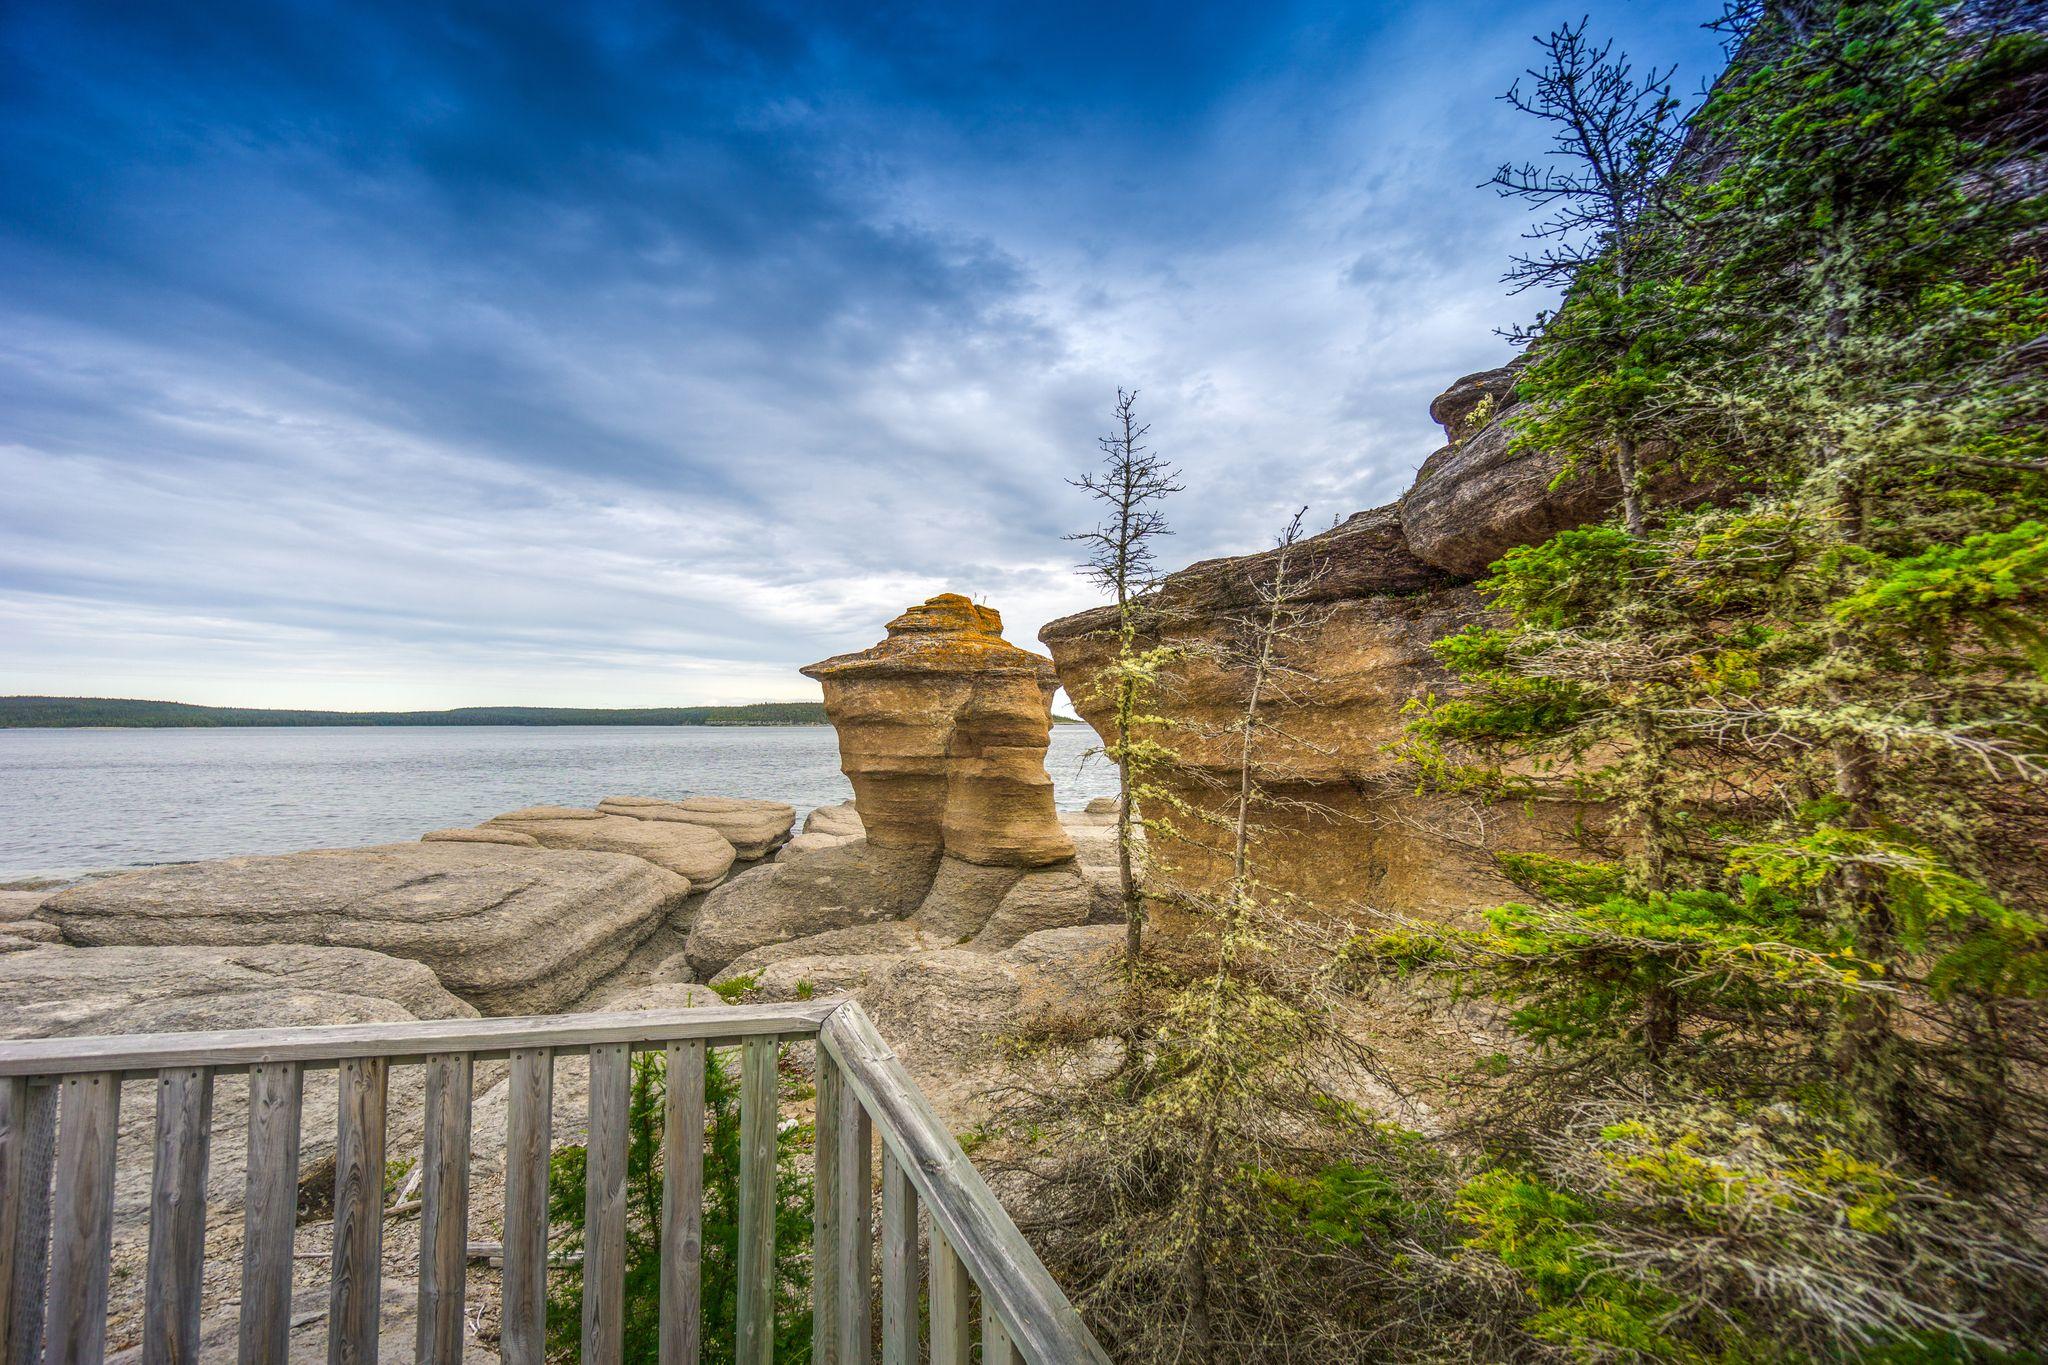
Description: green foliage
1455,1169,1699,1361
543,1049,812,1363
1835,522,2048,669
708,974,758,1004
1257,1130,1448,1249
1375,3,2048,1359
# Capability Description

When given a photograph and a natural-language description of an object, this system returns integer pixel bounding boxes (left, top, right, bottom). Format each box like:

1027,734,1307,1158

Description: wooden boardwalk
0,1000,1109,1364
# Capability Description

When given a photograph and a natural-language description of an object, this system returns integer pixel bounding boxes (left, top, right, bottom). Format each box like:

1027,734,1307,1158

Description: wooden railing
0,999,1109,1364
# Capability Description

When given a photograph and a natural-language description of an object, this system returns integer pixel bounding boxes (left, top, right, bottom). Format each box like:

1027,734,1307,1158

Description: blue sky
0,0,1727,709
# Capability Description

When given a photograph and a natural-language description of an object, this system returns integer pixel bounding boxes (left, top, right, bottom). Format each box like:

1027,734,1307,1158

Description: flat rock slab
0,943,471,1039
41,843,687,1013
0,888,51,920
598,795,795,859
484,809,737,887
421,825,541,846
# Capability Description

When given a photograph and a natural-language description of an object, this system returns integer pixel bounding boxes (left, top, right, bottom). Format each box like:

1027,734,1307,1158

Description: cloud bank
0,0,1726,707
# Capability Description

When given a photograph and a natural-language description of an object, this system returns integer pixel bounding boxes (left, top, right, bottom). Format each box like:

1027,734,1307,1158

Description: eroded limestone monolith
802,593,1074,867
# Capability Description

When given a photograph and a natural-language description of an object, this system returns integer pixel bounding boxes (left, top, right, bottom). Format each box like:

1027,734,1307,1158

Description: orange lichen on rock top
803,593,1057,680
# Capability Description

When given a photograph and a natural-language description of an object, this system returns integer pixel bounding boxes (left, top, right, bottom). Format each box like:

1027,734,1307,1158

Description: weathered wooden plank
0,1079,30,1358
45,1071,121,1365
241,1061,303,1365
416,1053,473,1365
982,1302,1020,1365
2,1076,57,1364
500,1047,553,1365
0,1079,19,1360
0,1002,842,1078
143,1066,213,1365
660,1040,706,1365
811,1047,840,1365
734,1038,777,1365
879,1148,919,1365
834,1073,873,1365
328,1055,387,1365
582,1043,630,1365
928,1228,970,1365
819,1003,1110,1365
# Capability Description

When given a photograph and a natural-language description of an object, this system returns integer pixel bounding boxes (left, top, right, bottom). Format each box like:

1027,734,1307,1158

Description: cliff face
1040,365,1613,917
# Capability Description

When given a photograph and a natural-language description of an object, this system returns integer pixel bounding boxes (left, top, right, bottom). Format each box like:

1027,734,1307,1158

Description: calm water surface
0,725,1118,881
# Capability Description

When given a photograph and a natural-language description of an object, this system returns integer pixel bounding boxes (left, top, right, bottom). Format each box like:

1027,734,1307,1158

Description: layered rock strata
40,843,688,1013
1040,362,1603,918
597,795,796,859
802,594,1074,867
482,805,739,887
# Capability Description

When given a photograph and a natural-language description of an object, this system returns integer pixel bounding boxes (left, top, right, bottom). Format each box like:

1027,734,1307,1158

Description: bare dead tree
1068,389,1185,995
1491,18,1686,294
1176,507,1338,1357
1490,18,1688,534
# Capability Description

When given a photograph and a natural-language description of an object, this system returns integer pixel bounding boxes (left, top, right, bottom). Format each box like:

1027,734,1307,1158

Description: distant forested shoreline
0,696,831,728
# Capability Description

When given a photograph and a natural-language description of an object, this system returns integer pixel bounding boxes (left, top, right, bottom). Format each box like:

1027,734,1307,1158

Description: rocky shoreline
0,597,1135,1357
0,370,1543,1354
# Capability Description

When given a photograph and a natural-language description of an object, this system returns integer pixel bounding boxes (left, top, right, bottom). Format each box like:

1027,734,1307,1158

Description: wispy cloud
0,0,1725,707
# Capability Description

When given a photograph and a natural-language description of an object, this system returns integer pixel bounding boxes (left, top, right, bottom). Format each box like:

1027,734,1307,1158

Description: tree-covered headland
1024,2,2048,1359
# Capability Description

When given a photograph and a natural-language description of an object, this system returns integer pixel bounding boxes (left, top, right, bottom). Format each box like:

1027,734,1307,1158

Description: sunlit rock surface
1039,364,1606,918
596,794,795,860
802,593,1074,867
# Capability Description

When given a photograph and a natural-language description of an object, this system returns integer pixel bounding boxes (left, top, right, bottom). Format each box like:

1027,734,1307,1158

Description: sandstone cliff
1040,363,1608,918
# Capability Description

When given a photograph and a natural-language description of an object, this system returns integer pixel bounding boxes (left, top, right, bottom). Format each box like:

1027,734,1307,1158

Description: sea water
0,724,1118,882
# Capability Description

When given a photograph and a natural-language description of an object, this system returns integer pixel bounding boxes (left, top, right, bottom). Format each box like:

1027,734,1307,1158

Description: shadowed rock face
803,594,1074,868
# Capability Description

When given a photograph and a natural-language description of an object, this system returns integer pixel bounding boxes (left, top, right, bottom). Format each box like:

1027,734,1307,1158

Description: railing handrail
821,1001,1112,1365
0,996,1108,1363
0,1000,842,1077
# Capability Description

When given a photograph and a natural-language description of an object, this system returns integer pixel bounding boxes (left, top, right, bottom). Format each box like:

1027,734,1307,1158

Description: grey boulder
1427,359,1523,444
803,801,864,838
1398,418,1618,577
682,839,938,979
968,863,1121,950
739,925,1125,1114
